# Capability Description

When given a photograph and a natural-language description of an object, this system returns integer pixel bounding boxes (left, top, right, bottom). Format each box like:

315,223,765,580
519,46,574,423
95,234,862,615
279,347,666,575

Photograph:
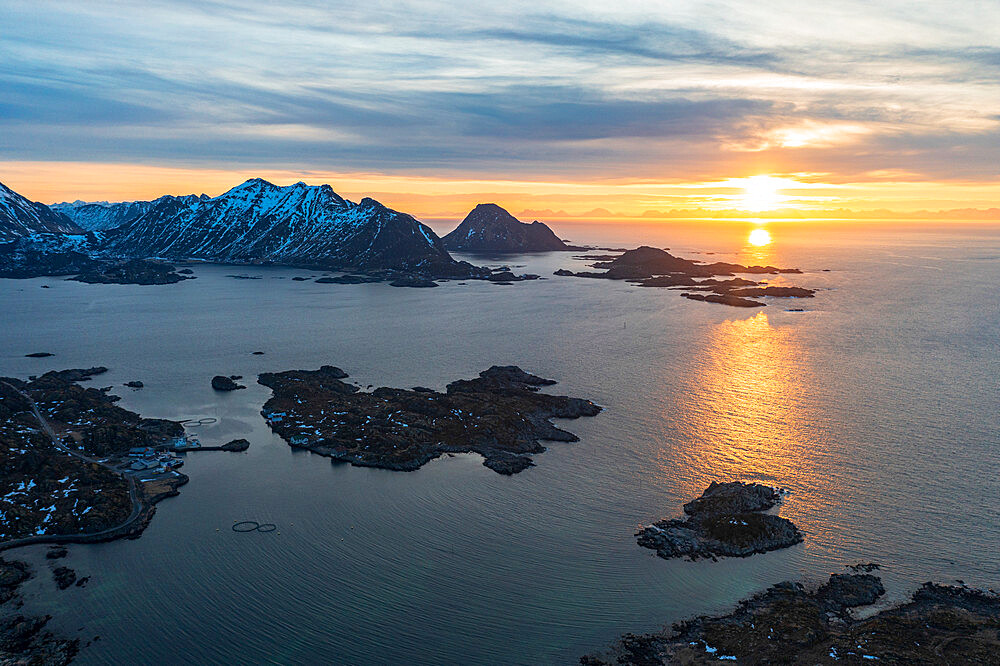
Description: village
121,437,200,478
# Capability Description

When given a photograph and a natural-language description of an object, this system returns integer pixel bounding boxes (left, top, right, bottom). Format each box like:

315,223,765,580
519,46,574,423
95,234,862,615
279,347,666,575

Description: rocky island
558,246,815,307
442,203,577,252
581,569,1000,664
258,365,601,474
636,482,803,560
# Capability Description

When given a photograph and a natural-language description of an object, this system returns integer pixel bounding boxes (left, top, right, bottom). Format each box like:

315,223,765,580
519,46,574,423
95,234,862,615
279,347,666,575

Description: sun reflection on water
669,312,817,512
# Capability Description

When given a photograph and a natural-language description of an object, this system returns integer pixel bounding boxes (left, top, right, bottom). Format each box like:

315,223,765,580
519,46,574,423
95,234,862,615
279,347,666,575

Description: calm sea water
1,220,998,664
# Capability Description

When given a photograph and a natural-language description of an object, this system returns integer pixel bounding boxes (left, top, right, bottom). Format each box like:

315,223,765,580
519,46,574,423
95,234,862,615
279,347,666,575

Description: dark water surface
1,220,998,664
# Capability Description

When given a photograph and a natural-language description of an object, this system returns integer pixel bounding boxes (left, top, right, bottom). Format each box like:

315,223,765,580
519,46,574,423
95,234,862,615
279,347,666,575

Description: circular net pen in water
232,521,261,532
180,417,218,427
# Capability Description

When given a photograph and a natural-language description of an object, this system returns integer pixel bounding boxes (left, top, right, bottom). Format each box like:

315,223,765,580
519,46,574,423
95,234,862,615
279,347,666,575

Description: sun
748,228,772,246
739,176,787,212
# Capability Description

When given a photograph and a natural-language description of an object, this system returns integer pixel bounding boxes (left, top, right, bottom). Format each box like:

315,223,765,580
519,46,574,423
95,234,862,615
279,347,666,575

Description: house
130,458,159,471
159,457,183,470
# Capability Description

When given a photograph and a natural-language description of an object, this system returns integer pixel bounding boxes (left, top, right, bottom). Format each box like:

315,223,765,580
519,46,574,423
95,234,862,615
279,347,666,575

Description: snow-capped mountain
442,203,570,252
109,179,480,275
52,195,209,231
0,181,83,240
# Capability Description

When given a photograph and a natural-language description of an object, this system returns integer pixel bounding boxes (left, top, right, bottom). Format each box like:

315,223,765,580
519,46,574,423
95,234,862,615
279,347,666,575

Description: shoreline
581,567,1000,664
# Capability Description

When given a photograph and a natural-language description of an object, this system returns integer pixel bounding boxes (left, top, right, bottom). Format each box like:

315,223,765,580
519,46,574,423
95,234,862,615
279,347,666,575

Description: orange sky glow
3,162,998,222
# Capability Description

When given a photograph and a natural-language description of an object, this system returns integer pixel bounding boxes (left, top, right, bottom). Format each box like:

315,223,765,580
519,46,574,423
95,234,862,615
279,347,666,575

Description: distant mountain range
52,195,209,231
443,203,572,252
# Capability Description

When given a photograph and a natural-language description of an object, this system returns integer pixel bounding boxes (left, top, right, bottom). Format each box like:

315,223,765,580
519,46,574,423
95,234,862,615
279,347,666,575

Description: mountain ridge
0,182,83,240
104,178,482,276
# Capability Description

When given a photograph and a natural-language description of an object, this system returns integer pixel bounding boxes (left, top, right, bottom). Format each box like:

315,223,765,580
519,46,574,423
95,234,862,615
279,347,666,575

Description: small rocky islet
636,481,803,561
258,365,601,474
581,569,1000,665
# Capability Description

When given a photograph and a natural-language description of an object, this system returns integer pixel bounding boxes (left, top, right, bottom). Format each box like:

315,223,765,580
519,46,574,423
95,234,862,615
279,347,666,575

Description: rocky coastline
581,568,1000,664
258,365,601,474
0,557,79,665
0,367,196,547
636,482,803,561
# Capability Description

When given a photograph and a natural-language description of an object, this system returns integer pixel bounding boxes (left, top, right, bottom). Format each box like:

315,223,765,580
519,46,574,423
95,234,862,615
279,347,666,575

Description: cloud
0,0,998,185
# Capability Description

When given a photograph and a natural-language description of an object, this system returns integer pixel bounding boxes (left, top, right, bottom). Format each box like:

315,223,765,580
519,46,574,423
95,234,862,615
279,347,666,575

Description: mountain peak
442,203,570,252
223,178,279,196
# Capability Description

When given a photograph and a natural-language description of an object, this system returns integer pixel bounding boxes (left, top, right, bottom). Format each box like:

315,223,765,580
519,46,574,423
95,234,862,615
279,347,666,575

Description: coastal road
0,381,147,550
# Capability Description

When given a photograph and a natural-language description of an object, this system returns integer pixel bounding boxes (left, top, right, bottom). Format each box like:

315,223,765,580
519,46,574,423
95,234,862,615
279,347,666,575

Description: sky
1,0,998,219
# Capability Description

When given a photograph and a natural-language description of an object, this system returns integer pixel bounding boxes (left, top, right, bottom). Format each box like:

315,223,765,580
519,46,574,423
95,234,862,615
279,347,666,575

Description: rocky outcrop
0,558,80,664
220,438,250,452
681,292,765,308
258,365,601,474
728,285,815,298
51,566,76,590
315,274,383,284
635,482,803,560
211,376,245,391
443,204,572,252
581,570,1000,665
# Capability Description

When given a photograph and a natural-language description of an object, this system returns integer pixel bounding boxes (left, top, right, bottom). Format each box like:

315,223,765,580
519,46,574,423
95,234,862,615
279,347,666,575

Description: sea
1,219,998,664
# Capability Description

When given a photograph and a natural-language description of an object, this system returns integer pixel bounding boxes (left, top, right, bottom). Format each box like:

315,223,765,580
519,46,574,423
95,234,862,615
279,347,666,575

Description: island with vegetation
258,365,601,474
